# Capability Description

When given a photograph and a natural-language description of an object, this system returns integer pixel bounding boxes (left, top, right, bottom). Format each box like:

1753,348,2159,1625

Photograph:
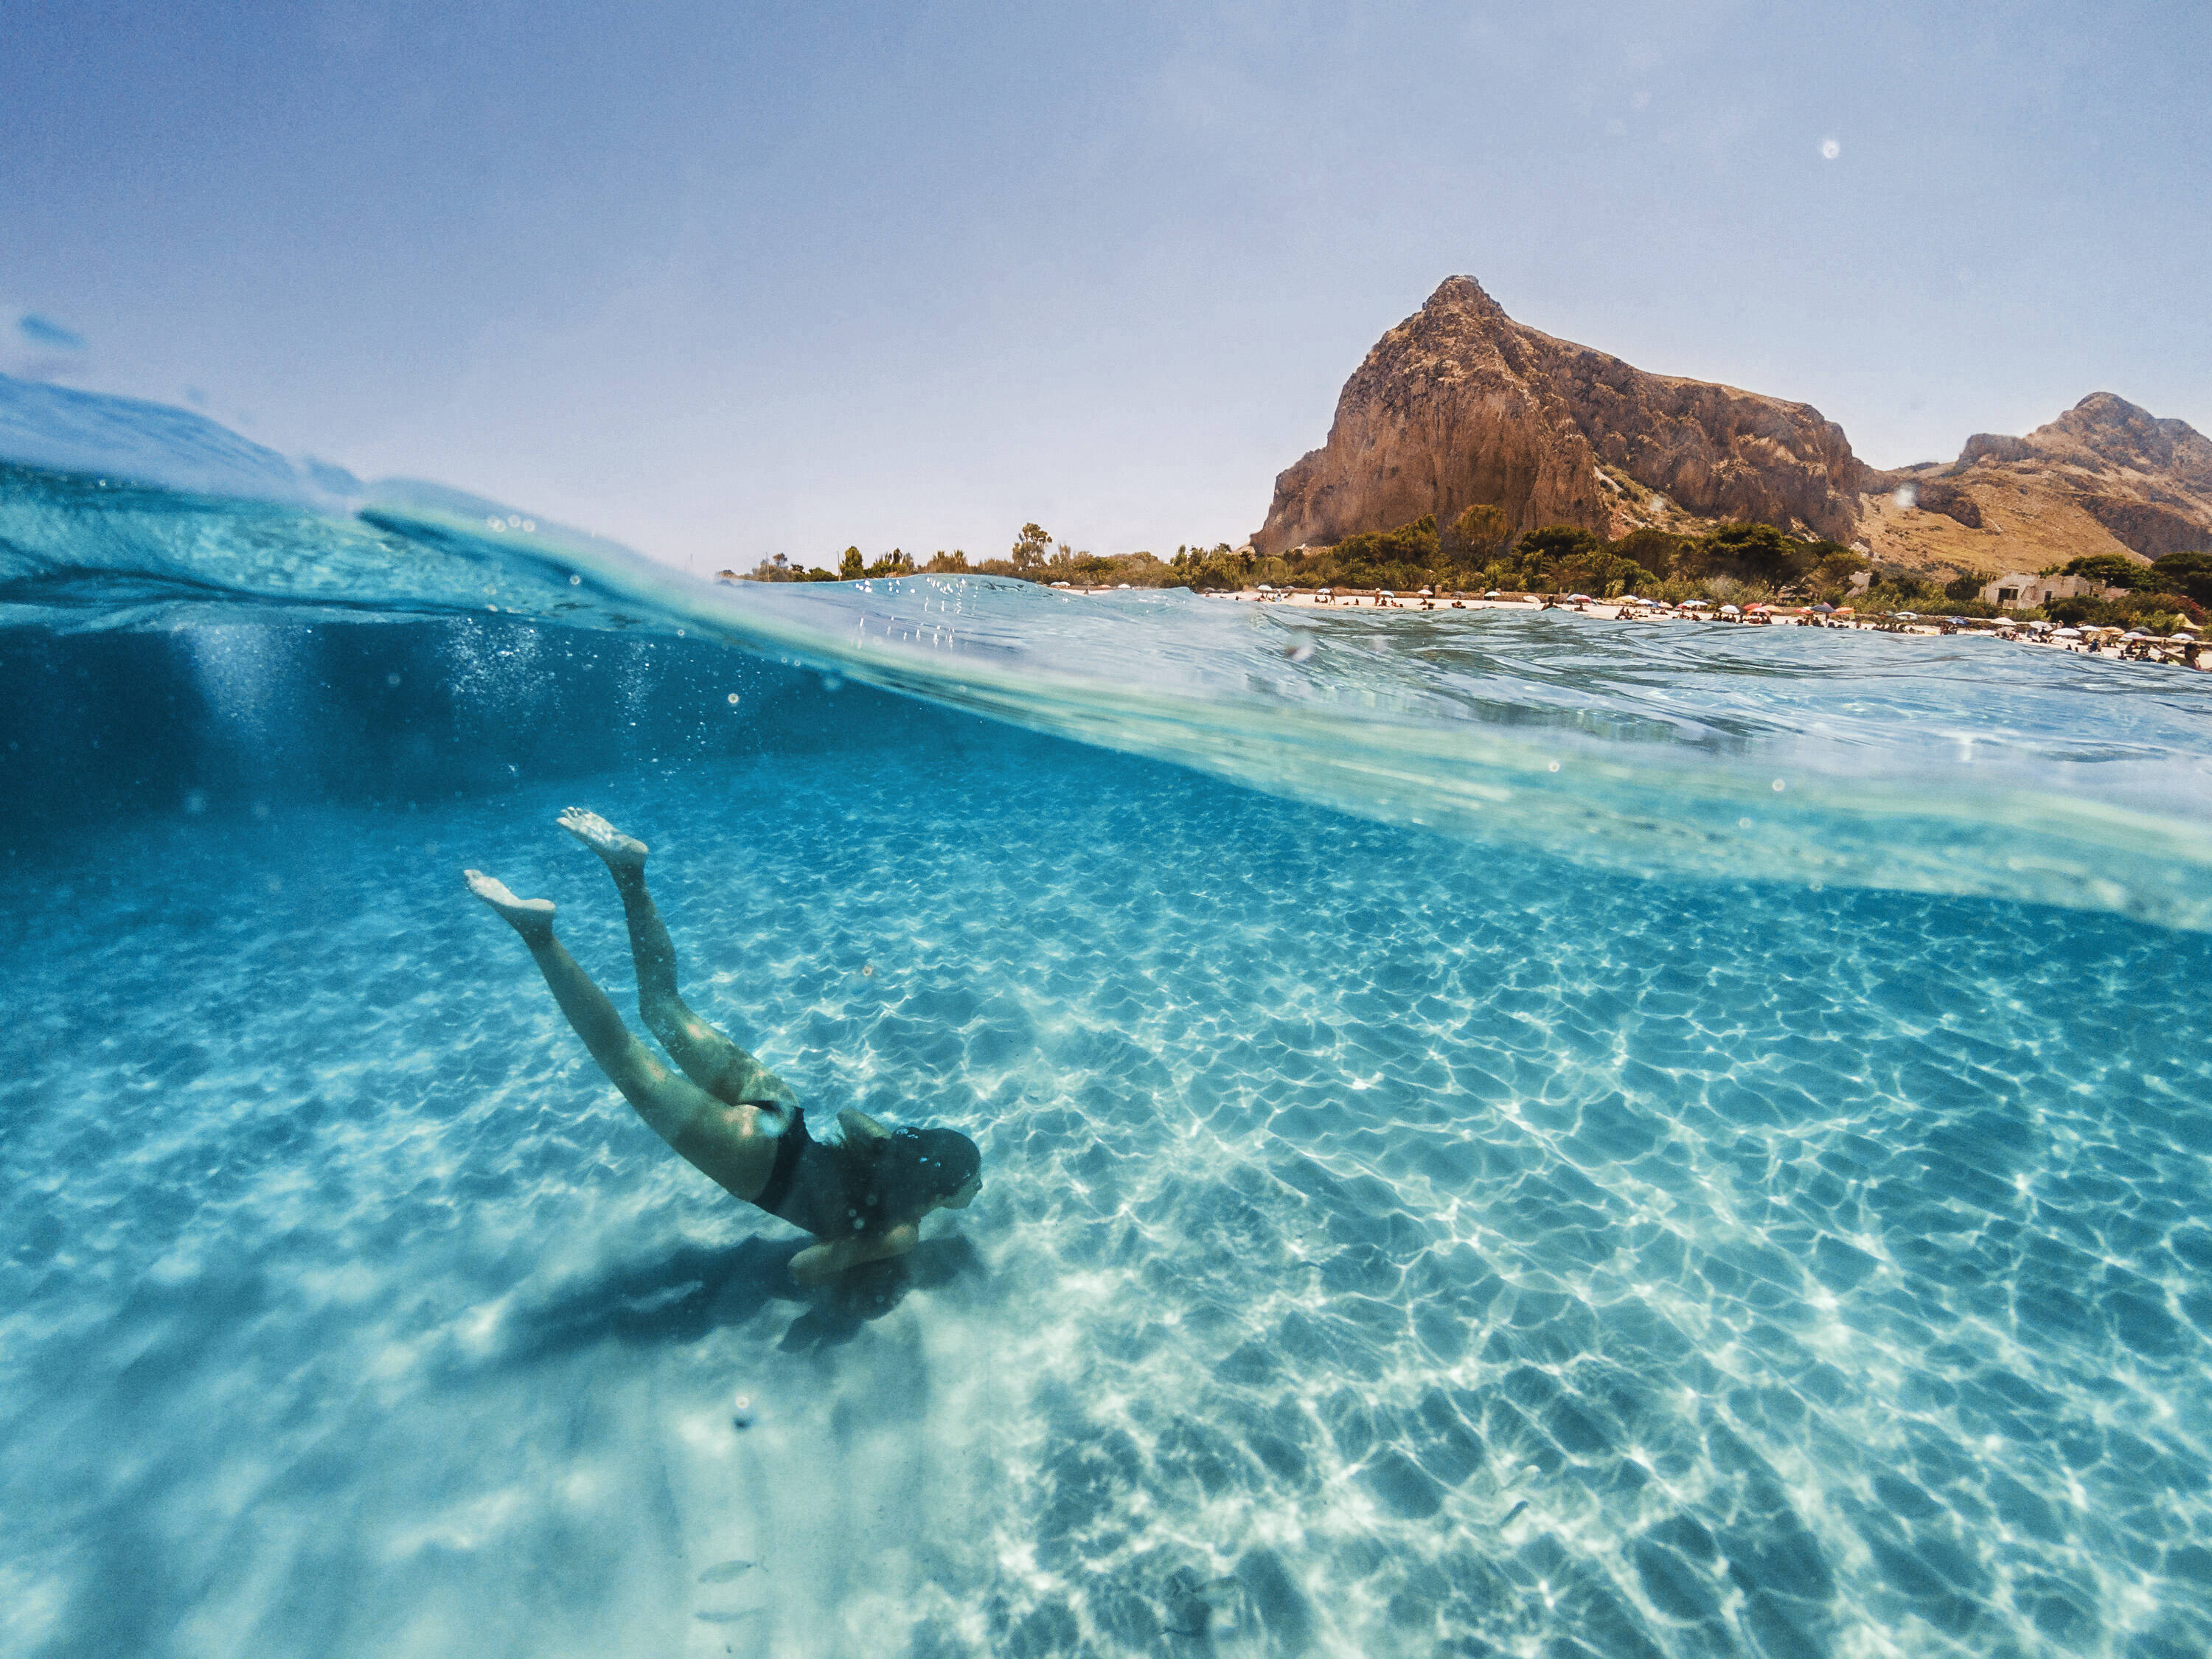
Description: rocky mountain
1862,393,2212,577
1254,278,2212,579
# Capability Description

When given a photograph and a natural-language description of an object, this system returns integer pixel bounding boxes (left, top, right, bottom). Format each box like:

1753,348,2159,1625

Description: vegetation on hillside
1276,514,1877,605
2051,552,2212,627
741,515,2211,629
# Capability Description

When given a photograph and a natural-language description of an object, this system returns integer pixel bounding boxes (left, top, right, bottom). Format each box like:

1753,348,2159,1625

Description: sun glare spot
1820,138,1840,160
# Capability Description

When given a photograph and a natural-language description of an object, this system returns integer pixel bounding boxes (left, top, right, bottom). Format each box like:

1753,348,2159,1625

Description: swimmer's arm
790,1222,920,1286
836,1107,891,1142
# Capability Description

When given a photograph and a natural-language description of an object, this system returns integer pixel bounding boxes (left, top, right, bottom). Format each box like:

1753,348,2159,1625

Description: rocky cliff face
1865,393,2212,577
1254,277,1874,554
1256,279,2212,581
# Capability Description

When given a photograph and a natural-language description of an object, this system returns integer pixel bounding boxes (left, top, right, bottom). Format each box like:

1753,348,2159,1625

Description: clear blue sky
5,1,2206,568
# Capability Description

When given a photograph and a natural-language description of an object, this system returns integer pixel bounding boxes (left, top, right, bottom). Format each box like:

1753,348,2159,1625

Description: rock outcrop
1256,279,2212,582
1254,277,1874,554
1865,392,2212,576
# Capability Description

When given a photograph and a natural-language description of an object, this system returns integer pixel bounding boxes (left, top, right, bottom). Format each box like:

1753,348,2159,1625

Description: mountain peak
1256,279,1867,553
1256,278,2212,577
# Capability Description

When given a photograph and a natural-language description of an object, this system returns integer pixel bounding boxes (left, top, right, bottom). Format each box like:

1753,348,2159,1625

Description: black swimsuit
751,1109,854,1239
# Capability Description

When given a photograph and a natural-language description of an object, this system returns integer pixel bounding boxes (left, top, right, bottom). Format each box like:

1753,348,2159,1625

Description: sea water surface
4,377,2211,1658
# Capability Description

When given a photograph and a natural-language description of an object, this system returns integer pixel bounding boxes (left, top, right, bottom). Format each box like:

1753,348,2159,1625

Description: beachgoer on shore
465,810,981,1285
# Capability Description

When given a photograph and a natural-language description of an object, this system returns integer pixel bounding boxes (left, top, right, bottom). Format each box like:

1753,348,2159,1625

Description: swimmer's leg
463,869,773,1195
556,808,798,1110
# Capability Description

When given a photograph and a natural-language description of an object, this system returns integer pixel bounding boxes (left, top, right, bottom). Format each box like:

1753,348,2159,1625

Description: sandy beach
1137,586,2210,668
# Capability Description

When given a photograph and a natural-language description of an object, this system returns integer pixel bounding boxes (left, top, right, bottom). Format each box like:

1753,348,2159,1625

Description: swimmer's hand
790,1222,919,1286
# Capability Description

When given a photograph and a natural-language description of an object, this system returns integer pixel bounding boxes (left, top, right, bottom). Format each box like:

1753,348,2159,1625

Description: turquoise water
4,376,2211,1658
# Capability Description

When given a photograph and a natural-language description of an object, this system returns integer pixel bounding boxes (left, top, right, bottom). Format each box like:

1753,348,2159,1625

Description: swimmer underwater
466,808,981,1285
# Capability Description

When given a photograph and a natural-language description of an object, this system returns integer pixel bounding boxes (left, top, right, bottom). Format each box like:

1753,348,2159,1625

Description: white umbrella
2053,627,2082,639
1719,604,1741,616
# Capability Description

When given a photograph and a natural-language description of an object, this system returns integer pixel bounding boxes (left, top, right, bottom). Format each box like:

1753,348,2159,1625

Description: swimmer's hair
834,1124,982,1236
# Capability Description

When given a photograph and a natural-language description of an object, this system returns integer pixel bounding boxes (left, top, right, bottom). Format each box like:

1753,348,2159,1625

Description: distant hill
1253,279,2212,578
1864,392,2212,577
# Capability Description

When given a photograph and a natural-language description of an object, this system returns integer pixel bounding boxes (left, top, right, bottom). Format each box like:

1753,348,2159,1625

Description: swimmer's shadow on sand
498,1234,984,1366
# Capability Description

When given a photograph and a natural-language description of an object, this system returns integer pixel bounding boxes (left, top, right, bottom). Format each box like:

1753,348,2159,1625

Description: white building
1978,571,2124,608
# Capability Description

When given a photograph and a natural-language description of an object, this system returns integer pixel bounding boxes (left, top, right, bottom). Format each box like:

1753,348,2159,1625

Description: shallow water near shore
4,383,2212,1658
5,636,2211,1659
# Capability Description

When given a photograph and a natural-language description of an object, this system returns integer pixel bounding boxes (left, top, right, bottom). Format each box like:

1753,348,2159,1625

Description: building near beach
1979,571,2124,608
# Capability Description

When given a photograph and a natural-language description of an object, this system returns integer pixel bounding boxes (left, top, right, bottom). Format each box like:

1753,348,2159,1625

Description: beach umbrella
1419,587,1434,597
2053,627,2082,639
2175,632,2198,643
1719,604,1741,615
1811,602,1835,613
1568,593,1592,602
1895,611,1919,621
2123,629,2149,640
1484,590,1500,599
1620,594,1644,605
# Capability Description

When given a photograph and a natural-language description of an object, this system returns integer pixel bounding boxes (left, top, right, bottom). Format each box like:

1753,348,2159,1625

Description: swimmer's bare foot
465,869,556,942
557,807,648,872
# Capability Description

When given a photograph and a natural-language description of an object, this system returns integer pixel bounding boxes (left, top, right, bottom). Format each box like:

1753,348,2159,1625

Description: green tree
1514,524,1602,569
2059,554,2149,591
2149,550,2212,603
838,546,865,580
1445,503,1511,559
1610,529,1691,581
1705,522,1795,581
1011,523,1052,571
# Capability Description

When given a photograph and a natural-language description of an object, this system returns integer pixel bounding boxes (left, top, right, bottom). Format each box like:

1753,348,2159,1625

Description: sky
4,0,2207,570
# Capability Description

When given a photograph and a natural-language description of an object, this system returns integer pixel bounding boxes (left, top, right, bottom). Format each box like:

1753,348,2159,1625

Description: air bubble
727,693,740,705
1548,760,1561,773
569,574,582,586
1772,779,1787,793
